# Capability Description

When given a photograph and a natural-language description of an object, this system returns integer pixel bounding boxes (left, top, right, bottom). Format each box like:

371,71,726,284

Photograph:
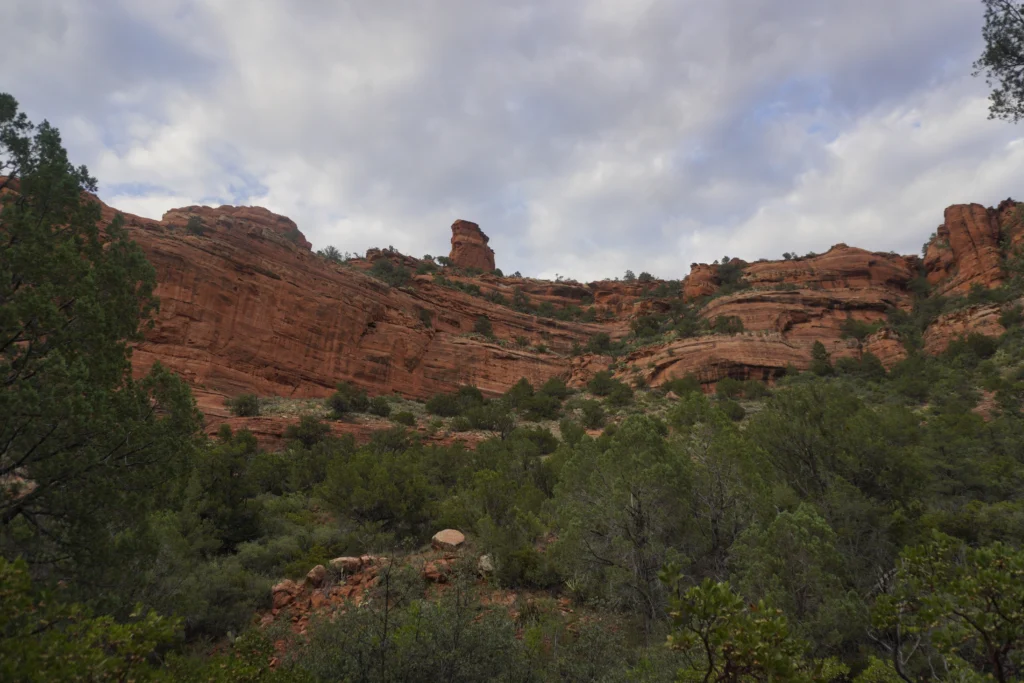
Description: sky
4,0,1023,281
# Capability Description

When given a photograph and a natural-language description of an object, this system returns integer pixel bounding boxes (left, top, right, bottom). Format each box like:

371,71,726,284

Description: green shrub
465,404,515,434
718,398,746,421
840,317,882,342
559,418,587,446
810,341,834,376
505,377,535,408
631,314,663,338
369,426,411,454
186,214,206,236
711,315,745,335
946,333,1000,367
533,343,548,353
587,371,617,396
539,376,570,400
455,385,486,409
606,381,634,407
450,416,473,432
283,574,531,681
418,308,433,328
585,333,613,354
514,335,530,348
426,392,461,417
662,374,703,396
392,411,416,426
284,416,332,448
520,393,561,421
328,381,370,417
1001,304,1023,328
227,393,259,417
741,379,772,398
509,426,560,454
580,400,606,429
474,315,494,337
369,396,392,417
715,377,744,399
369,259,411,287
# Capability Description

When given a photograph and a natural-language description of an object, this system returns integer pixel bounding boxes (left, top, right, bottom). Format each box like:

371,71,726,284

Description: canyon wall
86,196,1020,415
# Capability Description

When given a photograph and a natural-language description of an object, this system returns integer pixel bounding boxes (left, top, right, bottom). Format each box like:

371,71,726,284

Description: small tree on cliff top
975,0,1024,122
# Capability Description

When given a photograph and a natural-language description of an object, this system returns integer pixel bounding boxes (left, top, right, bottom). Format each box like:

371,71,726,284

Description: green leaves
665,577,847,682
974,0,1024,122
0,557,179,682
873,534,1024,681
1,93,201,594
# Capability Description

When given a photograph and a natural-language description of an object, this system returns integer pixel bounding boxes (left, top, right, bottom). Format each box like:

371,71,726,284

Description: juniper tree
0,93,200,590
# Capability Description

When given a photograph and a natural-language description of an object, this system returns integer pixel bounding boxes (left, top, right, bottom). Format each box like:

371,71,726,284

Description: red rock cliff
71,193,1020,412
924,203,1006,295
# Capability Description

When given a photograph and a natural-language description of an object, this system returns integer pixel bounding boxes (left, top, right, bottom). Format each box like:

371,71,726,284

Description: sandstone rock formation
683,263,719,299
924,204,1005,295
922,304,1008,356
92,198,596,407
449,220,495,271
64,188,1020,433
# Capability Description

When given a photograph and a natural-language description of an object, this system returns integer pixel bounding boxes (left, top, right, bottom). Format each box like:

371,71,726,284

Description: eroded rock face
102,201,594,405
683,264,719,300
449,220,495,271
923,304,1008,356
68,190,1020,431
925,204,1004,296
743,246,917,291
621,335,811,387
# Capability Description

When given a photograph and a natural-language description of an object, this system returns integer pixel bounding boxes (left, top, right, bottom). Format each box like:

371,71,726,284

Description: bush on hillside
227,393,259,417
369,396,392,417
328,381,370,417
391,411,416,426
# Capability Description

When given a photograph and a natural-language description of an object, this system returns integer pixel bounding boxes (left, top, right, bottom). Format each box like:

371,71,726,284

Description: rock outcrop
98,200,597,407
449,220,495,271
64,190,1020,434
683,264,720,299
922,304,1008,356
924,204,1005,295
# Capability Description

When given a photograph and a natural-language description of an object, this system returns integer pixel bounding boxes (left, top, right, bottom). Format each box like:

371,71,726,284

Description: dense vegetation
7,85,1024,682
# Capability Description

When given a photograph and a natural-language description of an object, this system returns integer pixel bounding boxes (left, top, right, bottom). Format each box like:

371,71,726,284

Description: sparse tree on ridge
975,0,1024,122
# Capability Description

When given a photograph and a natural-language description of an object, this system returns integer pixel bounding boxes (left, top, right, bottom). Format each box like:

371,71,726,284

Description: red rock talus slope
449,219,495,271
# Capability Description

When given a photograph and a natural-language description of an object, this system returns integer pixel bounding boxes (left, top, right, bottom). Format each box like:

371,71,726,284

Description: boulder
271,579,301,609
478,554,495,575
306,564,327,588
330,556,364,573
431,529,466,551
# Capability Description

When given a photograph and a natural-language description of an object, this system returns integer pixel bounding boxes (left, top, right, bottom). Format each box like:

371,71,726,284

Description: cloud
3,0,1022,280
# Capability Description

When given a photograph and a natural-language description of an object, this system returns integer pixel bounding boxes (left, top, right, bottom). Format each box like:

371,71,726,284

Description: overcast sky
5,0,1023,280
